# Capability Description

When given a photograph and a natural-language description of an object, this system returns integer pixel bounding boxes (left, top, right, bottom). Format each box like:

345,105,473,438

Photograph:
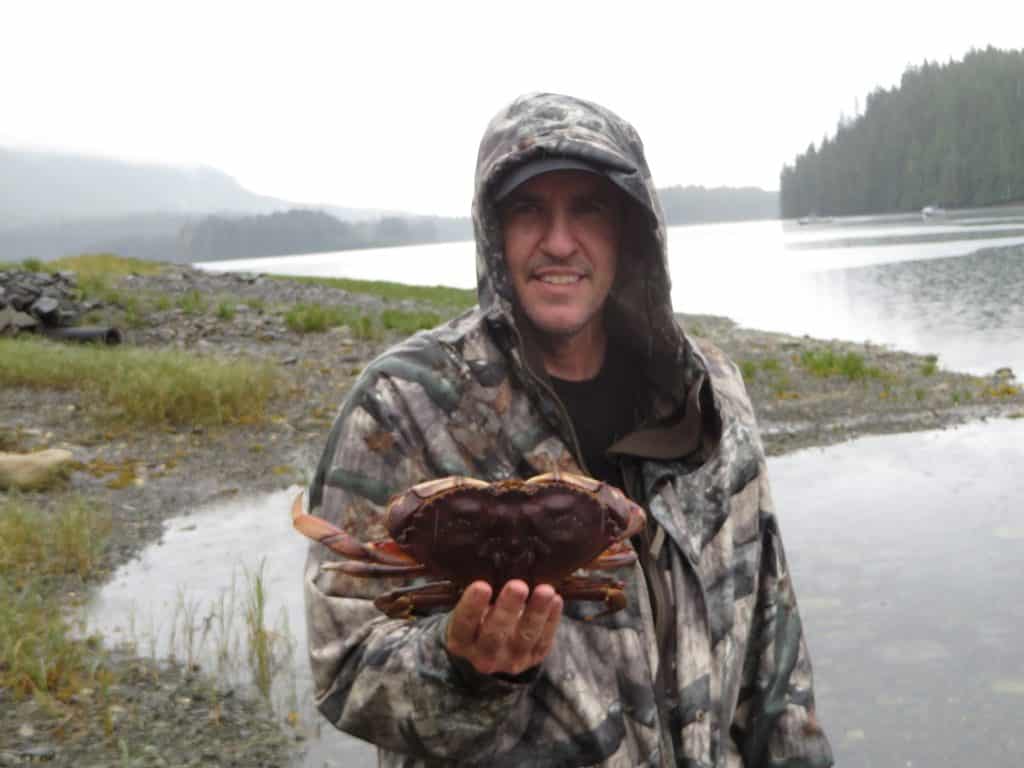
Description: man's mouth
533,270,586,285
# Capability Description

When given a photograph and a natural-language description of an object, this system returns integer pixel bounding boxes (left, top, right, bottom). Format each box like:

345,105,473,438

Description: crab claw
291,492,416,566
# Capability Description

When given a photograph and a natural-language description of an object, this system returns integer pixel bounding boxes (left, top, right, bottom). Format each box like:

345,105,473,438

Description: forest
780,47,1024,218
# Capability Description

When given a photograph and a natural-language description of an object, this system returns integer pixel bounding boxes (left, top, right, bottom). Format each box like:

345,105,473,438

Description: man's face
499,170,623,342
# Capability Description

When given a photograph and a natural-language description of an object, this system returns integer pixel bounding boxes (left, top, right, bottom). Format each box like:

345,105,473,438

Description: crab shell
382,471,645,589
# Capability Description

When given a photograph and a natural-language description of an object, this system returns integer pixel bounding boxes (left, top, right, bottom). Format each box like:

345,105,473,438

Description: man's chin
527,314,597,341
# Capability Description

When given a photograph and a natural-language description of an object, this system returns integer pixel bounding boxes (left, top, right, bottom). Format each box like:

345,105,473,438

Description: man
304,92,834,767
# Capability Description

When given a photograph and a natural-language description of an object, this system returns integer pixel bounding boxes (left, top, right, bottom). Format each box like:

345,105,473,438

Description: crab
292,470,646,618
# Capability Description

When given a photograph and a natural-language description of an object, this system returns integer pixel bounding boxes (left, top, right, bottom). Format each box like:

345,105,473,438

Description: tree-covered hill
181,210,470,262
780,47,1024,218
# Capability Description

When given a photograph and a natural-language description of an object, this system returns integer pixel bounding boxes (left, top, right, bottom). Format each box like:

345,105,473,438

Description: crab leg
322,561,427,576
291,493,417,566
557,575,628,617
374,580,462,619
584,541,638,570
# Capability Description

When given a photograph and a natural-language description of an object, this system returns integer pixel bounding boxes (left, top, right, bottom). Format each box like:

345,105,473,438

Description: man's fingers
529,592,563,663
446,581,492,650
475,580,529,656
507,583,557,656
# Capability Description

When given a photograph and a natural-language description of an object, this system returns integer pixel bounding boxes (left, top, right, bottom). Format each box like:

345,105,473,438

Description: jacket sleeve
303,372,660,764
734,469,834,768
303,374,536,761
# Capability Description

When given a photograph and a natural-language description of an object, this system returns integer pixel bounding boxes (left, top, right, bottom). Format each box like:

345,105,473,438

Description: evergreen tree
781,47,1024,217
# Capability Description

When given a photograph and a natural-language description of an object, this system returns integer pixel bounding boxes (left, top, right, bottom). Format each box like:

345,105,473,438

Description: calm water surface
84,419,1024,767
197,212,1024,375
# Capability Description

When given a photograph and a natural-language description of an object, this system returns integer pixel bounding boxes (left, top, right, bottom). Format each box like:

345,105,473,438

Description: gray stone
31,296,60,319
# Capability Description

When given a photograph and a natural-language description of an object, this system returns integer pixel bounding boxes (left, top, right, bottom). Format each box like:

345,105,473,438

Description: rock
31,296,61,320
0,270,87,330
0,448,74,490
0,305,38,333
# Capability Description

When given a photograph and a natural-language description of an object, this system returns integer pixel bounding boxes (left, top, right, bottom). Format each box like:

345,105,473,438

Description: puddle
82,487,376,767
83,418,1024,767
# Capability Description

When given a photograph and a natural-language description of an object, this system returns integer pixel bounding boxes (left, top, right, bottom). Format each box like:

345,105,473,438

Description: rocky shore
2,262,1021,766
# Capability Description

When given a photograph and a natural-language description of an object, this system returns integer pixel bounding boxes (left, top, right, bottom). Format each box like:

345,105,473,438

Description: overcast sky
3,1,1021,216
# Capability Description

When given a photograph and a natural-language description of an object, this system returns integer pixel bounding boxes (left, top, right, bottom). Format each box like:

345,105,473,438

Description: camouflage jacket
304,93,834,767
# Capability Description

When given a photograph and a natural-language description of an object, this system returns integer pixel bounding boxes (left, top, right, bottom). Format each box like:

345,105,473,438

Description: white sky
2,1,1021,216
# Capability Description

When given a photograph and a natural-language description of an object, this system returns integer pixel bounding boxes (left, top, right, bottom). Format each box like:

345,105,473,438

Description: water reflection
773,418,1024,767
82,487,376,767
197,214,1024,377
84,419,1024,767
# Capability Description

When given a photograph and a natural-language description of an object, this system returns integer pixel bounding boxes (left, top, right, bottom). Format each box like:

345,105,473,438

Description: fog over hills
0,147,386,226
0,147,778,264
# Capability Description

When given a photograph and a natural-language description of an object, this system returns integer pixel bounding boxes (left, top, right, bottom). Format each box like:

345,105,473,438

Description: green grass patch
177,289,206,315
272,274,475,312
283,303,373,337
48,253,163,279
216,300,237,321
380,308,442,334
0,337,280,427
284,302,442,338
0,496,113,698
800,348,882,381
920,355,939,376
739,360,757,381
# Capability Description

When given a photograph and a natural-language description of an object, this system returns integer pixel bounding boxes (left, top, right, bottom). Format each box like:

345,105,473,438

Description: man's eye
573,197,609,216
506,200,540,216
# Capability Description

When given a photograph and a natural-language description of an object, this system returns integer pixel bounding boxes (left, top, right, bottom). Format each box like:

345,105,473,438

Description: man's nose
539,209,577,259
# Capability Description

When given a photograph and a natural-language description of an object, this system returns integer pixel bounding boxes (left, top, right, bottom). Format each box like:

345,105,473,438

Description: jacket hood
471,92,715,454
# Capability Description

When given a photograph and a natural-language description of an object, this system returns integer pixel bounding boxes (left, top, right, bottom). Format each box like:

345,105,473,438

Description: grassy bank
271,273,475,312
0,337,280,428
0,495,112,700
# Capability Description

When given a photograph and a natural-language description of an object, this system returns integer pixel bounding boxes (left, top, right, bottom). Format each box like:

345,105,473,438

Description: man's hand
445,580,563,676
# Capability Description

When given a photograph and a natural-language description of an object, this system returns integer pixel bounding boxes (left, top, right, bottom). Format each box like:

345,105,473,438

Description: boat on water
921,204,948,221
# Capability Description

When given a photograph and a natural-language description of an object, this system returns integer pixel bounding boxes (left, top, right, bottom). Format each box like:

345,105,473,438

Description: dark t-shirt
549,346,637,490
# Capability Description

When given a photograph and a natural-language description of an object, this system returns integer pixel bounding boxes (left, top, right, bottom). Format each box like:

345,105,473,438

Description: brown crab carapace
292,470,646,618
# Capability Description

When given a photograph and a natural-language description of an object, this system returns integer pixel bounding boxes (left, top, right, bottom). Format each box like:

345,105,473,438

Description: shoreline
2,262,1022,765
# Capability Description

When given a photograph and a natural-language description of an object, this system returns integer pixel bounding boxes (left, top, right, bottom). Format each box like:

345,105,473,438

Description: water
82,487,373,768
773,419,1024,767
197,210,1024,376
83,419,1024,766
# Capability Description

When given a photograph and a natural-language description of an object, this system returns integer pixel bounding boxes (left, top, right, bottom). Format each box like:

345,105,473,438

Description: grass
216,300,237,321
273,274,475,312
0,336,280,427
380,308,442,334
0,495,112,699
284,301,442,338
177,289,206,315
921,355,939,376
799,348,883,381
284,302,372,336
48,253,163,279
245,560,275,699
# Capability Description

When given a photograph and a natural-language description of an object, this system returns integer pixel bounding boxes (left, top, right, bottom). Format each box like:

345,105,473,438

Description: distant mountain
183,210,472,262
0,147,386,226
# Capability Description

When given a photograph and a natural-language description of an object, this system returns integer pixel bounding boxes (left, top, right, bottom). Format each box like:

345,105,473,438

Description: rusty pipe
42,326,124,345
